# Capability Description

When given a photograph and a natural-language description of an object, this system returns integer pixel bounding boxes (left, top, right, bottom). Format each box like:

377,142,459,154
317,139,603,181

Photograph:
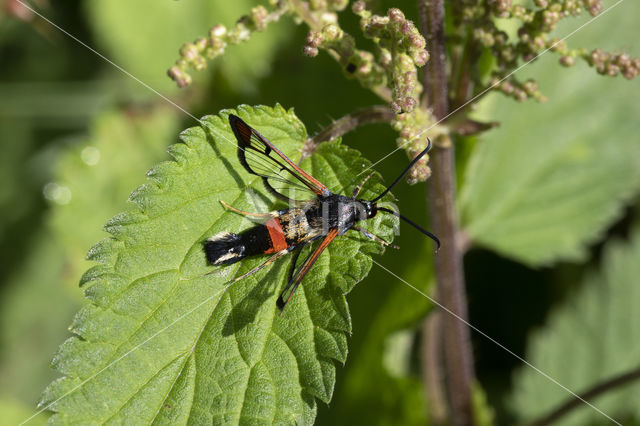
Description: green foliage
335,324,428,426
0,237,76,409
326,263,434,425
0,107,179,411
41,105,396,423
459,61,640,266
0,119,38,242
511,227,640,424
48,107,180,280
460,1,640,266
3,0,639,423
0,397,47,425
472,382,496,426
86,0,289,94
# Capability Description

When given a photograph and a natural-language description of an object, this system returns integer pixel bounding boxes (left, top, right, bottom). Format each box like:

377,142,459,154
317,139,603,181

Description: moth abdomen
204,232,246,265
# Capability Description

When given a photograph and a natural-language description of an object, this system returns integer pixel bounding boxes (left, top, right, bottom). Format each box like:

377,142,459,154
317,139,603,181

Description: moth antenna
377,207,440,251
371,138,432,203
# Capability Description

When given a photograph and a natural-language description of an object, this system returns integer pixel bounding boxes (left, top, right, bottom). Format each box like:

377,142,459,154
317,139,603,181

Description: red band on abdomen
265,218,288,253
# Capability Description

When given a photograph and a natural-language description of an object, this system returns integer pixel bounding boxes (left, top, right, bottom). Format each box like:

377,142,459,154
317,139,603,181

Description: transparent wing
229,114,330,202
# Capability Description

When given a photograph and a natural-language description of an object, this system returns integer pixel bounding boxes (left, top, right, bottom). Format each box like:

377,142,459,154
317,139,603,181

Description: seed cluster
585,49,640,79
302,23,388,93
462,0,638,102
168,0,638,184
352,3,428,114
392,108,437,184
168,2,287,88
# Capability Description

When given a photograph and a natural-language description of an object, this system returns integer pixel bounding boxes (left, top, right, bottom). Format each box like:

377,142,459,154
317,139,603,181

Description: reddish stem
418,0,476,425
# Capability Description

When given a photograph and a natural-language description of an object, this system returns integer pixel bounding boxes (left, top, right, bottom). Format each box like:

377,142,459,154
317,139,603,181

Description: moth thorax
355,200,376,220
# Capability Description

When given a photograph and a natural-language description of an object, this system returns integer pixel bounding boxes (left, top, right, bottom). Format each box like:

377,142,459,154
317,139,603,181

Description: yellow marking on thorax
280,208,318,242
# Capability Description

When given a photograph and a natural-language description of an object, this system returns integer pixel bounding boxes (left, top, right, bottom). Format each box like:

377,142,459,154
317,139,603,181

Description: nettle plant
41,0,639,424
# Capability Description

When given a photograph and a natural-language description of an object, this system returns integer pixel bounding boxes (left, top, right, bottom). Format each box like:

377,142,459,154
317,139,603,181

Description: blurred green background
0,0,638,424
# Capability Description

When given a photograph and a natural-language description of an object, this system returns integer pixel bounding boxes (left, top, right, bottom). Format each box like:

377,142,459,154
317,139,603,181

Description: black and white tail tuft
204,232,246,265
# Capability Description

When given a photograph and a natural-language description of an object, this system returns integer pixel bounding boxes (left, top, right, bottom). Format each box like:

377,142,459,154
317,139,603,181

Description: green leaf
41,105,396,423
459,3,640,266
460,85,640,265
510,228,640,424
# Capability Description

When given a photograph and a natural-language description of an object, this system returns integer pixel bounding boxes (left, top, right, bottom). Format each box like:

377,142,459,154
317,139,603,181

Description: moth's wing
229,114,330,203
276,228,340,311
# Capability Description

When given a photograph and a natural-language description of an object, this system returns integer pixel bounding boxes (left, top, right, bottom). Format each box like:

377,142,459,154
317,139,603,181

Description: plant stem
526,366,640,426
418,0,476,425
421,307,448,425
426,139,476,426
300,105,395,161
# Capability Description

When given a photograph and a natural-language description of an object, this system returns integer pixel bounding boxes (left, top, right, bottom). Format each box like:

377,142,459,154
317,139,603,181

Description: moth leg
352,226,399,249
352,172,375,199
288,245,304,284
219,200,275,219
277,228,340,312
226,249,290,284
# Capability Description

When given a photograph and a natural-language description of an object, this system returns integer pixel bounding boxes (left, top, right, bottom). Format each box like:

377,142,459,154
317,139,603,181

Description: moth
204,114,439,311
